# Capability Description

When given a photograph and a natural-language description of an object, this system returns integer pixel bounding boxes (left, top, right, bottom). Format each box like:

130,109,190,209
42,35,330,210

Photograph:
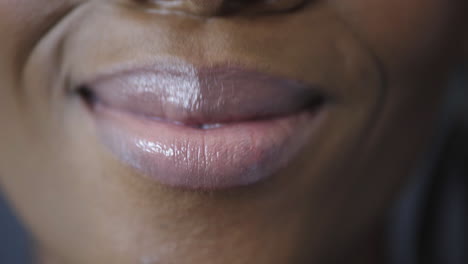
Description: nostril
221,0,261,15
261,0,308,12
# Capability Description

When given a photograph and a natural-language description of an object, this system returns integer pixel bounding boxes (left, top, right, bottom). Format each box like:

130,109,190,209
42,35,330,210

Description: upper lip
76,63,326,128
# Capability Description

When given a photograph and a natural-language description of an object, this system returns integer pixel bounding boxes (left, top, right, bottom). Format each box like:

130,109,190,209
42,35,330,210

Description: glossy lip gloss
79,63,327,190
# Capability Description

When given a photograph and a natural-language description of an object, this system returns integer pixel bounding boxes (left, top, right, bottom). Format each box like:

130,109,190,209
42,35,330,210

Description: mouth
76,63,328,190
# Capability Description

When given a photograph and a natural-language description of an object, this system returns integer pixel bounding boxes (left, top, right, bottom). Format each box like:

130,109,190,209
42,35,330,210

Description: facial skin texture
0,0,466,263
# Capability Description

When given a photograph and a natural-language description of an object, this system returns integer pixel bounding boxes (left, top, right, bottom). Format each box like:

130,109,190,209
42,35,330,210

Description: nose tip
139,0,307,17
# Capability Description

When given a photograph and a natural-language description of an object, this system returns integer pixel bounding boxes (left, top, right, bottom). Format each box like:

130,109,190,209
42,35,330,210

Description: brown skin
0,0,466,263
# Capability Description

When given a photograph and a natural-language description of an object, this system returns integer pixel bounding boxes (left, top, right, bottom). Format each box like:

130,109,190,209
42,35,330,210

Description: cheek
0,1,90,108
332,0,461,73
0,0,61,30
0,0,83,68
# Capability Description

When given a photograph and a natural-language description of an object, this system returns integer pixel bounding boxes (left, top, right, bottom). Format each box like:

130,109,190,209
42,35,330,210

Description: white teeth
200,123,223,130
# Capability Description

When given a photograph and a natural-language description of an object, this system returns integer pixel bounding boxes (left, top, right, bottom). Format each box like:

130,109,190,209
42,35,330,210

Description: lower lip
92,103,324,190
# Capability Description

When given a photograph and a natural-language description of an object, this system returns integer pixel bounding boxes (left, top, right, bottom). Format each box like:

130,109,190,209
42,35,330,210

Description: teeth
200,123,223,130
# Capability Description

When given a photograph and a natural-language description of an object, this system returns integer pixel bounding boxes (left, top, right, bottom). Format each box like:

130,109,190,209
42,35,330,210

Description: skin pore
0,0,466,263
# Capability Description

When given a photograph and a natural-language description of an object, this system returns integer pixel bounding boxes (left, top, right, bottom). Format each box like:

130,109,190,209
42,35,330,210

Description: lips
78,63,327,190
